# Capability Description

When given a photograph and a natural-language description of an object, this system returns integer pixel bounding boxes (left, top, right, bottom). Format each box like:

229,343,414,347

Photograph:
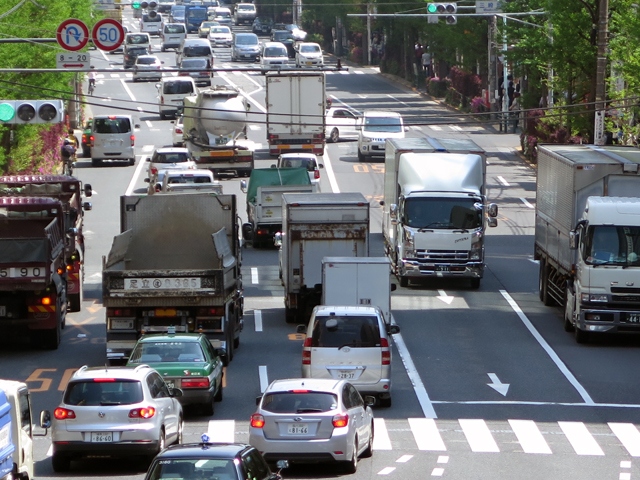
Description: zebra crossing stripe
558,422,604,456
373,418,392,450
608,423,640,457
207,419,235,443
508,419,552,454
459,419,499,453
409,418,445,451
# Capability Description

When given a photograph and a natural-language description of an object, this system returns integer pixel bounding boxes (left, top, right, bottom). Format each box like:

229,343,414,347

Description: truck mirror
83,201,92,211
273,232,282,247
40,410,51,430
242,223,254,241
66,227,78,236
387,324,400,335
240,179,247,192
390,283,397,292
569,230,579,249
488,203,498,217
84,184,93,197
296,324,306,334
488,217,497,228
389,204,398,220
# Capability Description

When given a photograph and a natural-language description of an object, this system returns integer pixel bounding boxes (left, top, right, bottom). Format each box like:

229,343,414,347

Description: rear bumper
53,440,160,457
249,427,352,463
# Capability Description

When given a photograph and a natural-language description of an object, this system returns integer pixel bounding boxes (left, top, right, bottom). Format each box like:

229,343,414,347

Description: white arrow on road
487,373,510,396
437,289,454,304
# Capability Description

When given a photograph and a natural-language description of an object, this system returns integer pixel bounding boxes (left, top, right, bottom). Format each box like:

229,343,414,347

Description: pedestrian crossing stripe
204,418,640,457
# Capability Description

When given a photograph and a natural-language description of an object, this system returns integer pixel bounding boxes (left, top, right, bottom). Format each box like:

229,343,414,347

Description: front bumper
577,307,640,334
399,259,484,279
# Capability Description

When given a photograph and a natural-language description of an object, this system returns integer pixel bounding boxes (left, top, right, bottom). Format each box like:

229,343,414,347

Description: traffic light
427,3,457,24
132,0,141,8
0,100,65,125
140,1,158,17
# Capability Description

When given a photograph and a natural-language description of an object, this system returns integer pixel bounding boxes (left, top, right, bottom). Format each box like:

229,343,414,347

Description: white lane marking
378,467,395,475
508,419,551,454
437,456,449,463
450,125,462,131
251,267,259,284
620,461,632,468
500,290,594,404
497,175,510,186
259,365,269,393
520,198,534,208
459,419,499,453
608,423,640,456
254,309,262,332
431,125,443,131
120,77,136,101
372,418,392,450
124,151,147,196
396,455,413,463
46,443,52,456
431,468,445,477
142,144,155,152
207,420,235,443
409,418,446,451
620,473,631,480
558,422,604,455
219,71,266,113
322,146,340,193
386,94,413,108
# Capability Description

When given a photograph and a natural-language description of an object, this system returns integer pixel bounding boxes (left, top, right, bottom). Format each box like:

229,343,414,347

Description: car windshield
311,315,381,348
167,175,212,184
264,46,287,57
280,157,315,171
64,380,143,406
93,118,131,134
236,35,258,45
129,341,206,363
238,4,254,10
273,31,292,41
363,116,403,133
127,34,149,44
163,82,194,94
147,459,236,480
184,46,211,56
301,44,320,53
165,24,185,33
181,59,208,69
142,14,161,22
201,22,216,28
152,151,190,162
261,392,337,413
137,57,157,65
211,26,230,33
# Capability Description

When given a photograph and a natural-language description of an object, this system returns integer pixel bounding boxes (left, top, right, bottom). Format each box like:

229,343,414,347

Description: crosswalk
201,418,640,457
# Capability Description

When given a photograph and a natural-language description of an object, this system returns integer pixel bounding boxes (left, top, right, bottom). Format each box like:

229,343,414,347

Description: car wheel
469,278,481,289
378,395,392,408
357,149,365,162
233,335,240,349
202,396,215,416
330,128,339,143
343,439,358,474
575,327,590,344
52,453,71,473
214,381,223,402
361,424,374,458
175,417,184,445
91,158,102,167
129,158,135,166
399,276,409,288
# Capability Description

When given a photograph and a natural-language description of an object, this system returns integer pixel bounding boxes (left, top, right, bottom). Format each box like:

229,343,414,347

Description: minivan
161,23,187,51
301,305,400,407
124,32,151,52
157,77,197,119
90,115,139,167
231,32,260,62
176,38,213,65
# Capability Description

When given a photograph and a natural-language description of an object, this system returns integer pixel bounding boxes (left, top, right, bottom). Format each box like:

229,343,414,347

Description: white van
157,77,197,119
176,38,213,65
124,32,151,52
90,115,139,166
161,23,187,51
139,12,163,35
356,110,406,161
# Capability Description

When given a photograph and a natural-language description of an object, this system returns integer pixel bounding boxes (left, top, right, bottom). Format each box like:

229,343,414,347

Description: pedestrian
421,49,432,77
509,92,521,133
414,43,423,66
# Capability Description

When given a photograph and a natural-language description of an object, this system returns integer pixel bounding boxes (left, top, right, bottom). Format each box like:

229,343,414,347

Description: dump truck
103,193,244,365
535,144,640,343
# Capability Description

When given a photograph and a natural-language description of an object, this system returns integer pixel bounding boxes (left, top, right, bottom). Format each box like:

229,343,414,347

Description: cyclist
61,138,76,175
87,71,96,94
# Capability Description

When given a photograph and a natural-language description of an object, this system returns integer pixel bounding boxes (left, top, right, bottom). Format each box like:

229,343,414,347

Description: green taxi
127,332,224,415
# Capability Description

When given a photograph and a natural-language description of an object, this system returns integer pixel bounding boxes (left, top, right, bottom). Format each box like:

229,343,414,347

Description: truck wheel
129,158,135,166
234,336,240,349
564,289,575,332
574,327,589,344
539,260,555,306
52,453,71,473
69,292,81,313
285,306,297,324
469,278,481,289
399,276,409,288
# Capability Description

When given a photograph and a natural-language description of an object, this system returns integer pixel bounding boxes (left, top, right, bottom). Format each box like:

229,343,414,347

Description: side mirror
488,217,498,228
569,230,579,250
170,387,184,398
66,227,78,236
240,179,247,192
387,324,400,335
255,395,263,406
363,395,376,407
155,82,161,89
273,232,282,247
84,183,93,197
296,324,306,334
40,410,51,430
389,203,398,221
135,123,142,129
144,178,150,183
242,223,254,241
146,157,152,162
488,203,498,218
318,163,324,169
82,201,92,211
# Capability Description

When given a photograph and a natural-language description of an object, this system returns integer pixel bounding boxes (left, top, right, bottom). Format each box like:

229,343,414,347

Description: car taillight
54,407,76,420
160,95,165,103
302,337,311,365
130,134,135,146
381,337,390,365
313,169,320,180
89,135,95,146
250,414,265,428
150,166,158,175
129,407,156,419
332,414,348,428
176,127,183,134
182,378,210,389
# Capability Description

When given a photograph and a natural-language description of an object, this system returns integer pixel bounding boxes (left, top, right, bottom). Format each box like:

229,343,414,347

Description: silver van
176,38,213,65
301,305,400,407
156,77,197,119
161,23,187,51
90,115,139,166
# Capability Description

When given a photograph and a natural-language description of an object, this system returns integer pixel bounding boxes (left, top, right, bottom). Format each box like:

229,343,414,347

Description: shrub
428,77,450,97
6,123,63,175
470,96,488,113
349,46,363,64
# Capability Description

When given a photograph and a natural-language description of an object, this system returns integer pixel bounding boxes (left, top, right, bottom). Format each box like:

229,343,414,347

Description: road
1,12,640,480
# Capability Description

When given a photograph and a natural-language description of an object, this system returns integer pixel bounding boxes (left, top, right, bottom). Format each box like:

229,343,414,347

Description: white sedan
209,25,233,47
325,106,360,143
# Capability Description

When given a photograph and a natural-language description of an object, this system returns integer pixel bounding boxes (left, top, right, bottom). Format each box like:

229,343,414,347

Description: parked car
274,153,323,190
295,42,323,68
300,305,400,407
171,115,184,147
231,32,260,62
260,41,290,74
233,3,257,25
249,378,374,473
178,57,213,86
133,54,164,82
198,20,219,38
49,365,183,472
127,332,224,415
124,45,150,68
145,146,195,185
209,25,233,47
325,106,360,143
144,438,288,480
252,17,274,35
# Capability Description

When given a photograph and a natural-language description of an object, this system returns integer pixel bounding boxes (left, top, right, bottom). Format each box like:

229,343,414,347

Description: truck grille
415,250,469,263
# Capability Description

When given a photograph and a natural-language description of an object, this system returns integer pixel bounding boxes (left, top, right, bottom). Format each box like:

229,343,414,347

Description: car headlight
581,293,608,303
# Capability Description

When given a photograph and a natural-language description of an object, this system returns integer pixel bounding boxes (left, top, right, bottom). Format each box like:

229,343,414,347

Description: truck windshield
403,197,482,230
584,225,640,265
363,116,402,133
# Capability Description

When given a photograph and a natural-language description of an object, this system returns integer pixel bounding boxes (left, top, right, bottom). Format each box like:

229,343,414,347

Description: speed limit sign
91,19,125,52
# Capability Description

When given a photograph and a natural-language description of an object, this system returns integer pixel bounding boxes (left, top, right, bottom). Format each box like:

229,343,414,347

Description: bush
348,46,363,64
5,123,64,175
428,77,450,97
519,109,586,161
448,66,482,99
470,96,488,114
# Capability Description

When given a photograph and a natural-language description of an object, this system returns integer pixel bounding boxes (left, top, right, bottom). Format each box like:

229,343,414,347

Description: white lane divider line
396,455,413,463
258,365,269,393
254,309,262,332
378,467,395,475
497,175,510,186
520,197,534,208
251,267,258,284
609,423,640,456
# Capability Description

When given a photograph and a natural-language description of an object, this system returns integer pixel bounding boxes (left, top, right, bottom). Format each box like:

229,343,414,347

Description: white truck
382,137,498,288
535,144,640,343
265,72,325,157
321,257,396,325
182,85,255,177
278,192,370,324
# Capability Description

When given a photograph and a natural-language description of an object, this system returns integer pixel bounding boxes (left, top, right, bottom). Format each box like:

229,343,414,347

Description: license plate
0,306,5,316
91,432,113,442
435,265,450,272
110,319,133,329
338,371,355,379
287,424,308,434
627,314,640,323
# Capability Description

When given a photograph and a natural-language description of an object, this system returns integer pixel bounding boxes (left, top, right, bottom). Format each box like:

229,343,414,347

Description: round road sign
56,19,89,51
92,18,126,52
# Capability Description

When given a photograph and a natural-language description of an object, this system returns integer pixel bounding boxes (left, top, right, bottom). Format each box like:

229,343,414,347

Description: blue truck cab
184,5,208,33
0,389,15,480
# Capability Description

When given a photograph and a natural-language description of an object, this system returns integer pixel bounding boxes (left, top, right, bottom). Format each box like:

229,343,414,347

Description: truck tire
469,278,481,289
564,286,576,332
574,327,590,344
357,149,365,162
399,276,409,288
69,288,82,313
539,260,555,306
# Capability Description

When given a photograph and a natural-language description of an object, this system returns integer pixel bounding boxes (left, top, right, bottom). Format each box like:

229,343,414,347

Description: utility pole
593,0,609,145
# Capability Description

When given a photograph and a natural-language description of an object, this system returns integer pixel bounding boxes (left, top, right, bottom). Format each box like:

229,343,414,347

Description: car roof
263,41,286,48
313,305,382,315
363,110,402,118
136,55,159,60
153,147,189,154
71,365,152,381
265,378,345,393
279,152,317,160
157,442,252,459
138,333,204,343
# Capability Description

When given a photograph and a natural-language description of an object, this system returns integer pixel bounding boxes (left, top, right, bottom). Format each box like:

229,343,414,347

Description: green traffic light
427,3,438,13
0,103,15,123
132,1,141,8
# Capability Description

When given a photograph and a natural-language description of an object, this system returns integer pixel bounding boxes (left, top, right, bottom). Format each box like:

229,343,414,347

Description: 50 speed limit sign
91,18,125,51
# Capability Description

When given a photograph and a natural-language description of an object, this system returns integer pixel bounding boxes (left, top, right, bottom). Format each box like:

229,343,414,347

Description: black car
270,30,296,58
144,438,288,480
252,17,274,35
124,46,150,69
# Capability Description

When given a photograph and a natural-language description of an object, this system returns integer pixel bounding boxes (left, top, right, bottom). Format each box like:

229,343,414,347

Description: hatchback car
325,106,360,143
127,333,224,415
123,45,150,69
209,25,233,47
231,32,260,62
50,365,183,472
260,42,290,74
295,42,323,67
178,57,213,87
249,378,374,473
145,147,196,185
144,437,287,480
275,153,323,190
300,306,400,407
133,55,163,82
198,20,219,38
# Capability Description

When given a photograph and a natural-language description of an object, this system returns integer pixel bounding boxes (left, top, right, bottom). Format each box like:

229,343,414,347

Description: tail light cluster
196,307,224,316
54,407,76,420
181,378,210,389
250,413,265,428
381,338,390,365
130,134,135,146
302,337,312,365
332,414,349,428
107,307,134,316
129,407,156,419
313,169,320,179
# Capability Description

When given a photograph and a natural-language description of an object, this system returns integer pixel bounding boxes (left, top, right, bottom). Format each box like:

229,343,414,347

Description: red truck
0,197,68,349
0,175,92,312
